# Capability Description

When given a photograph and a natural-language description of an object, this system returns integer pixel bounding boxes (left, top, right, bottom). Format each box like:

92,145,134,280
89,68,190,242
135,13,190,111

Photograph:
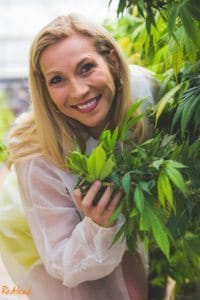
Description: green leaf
166,160,186,169
180,6,200,49
181,97,199,138
119,100,144,141
99,156,115,180
158,171,174,210
149,208,170,259
67,151,87,174
126,100,144,120
157,173,166,207
111,127,119,150
120,114,143,141
155,84,182,126
139,206,151,231
116,0,127,16
130,208,139,218
87,145,106,180
165,165,186,194
168,3,180,37
134,184,144,213
152,159,164,170
187,0,200,21
172,43,184,79
122,172,131,195
100,127,119,153
139,181,153,195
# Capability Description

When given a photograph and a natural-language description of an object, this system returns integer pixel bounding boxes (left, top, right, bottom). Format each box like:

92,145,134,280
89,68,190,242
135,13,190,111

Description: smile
71,95,101,113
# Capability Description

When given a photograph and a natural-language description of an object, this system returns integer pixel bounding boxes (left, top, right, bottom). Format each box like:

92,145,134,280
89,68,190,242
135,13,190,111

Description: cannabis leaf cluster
67,100,199,265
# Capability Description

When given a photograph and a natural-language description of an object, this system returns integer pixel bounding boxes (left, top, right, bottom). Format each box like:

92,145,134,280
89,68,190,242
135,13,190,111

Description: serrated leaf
134,185,144,213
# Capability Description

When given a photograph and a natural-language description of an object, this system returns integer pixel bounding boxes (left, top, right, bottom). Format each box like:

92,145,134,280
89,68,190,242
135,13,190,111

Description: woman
5,13,160,300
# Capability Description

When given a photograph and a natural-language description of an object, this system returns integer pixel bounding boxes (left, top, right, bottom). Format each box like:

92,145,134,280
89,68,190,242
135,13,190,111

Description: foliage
105,1,200,297
106,0,200,78
67,101,200,293
0,92,14,162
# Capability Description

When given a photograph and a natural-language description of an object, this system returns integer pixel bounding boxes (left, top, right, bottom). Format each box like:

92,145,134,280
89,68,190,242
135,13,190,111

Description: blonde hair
8,13,147,169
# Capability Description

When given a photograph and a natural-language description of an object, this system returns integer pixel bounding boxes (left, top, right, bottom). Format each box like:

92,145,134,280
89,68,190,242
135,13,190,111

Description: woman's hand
73,181,122,227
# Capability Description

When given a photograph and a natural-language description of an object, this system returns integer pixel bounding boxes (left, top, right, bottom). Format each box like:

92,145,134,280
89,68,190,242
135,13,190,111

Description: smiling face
40,34,117,136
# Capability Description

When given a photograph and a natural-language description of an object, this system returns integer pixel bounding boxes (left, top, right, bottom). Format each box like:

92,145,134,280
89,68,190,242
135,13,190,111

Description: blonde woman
3,14,160,300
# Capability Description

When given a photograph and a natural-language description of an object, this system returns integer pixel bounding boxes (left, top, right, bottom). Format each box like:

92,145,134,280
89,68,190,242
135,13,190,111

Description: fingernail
94,180,101,188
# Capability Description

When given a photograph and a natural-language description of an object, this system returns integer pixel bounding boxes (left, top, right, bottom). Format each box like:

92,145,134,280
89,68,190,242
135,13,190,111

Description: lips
71,95,101,113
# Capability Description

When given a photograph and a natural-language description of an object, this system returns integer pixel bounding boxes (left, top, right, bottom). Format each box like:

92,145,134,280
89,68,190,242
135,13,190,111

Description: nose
68,78,89,100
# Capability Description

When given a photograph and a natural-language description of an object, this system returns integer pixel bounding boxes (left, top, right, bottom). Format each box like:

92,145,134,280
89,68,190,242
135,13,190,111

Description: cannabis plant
67,100,199,294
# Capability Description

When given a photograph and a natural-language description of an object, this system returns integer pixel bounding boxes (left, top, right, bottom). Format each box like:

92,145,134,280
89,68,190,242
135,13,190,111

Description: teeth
76,98,97,110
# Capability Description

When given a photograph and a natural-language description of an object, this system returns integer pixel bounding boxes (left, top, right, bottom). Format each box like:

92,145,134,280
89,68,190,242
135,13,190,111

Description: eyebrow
45,56,93,77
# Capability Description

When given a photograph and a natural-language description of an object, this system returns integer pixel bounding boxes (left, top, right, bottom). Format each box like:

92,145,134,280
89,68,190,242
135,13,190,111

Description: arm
16,157,126,288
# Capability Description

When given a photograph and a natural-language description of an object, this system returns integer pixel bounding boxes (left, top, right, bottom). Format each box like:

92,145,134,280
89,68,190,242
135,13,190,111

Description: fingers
73,182,123,228
80,181,102,208
96,185,114,214
105,190,122,217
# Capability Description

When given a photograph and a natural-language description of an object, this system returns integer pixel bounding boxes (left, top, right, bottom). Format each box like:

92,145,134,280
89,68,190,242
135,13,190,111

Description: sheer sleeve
15,157,126,288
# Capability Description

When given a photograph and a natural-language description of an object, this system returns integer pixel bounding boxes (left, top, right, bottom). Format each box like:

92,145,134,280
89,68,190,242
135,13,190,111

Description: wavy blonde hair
8,13,147,169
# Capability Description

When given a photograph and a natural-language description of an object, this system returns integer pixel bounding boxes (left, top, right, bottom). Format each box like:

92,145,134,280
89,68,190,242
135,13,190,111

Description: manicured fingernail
94,180,101,187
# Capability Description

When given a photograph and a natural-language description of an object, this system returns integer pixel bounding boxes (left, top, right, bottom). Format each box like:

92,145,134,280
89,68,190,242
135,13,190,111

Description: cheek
48,88,65,105
92,72,116,95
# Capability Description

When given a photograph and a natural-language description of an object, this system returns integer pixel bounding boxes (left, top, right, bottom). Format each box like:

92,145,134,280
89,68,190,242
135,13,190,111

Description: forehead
40,34,98,70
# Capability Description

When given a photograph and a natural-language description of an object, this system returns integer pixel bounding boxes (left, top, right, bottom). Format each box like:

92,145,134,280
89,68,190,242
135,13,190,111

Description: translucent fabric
0,65,160,299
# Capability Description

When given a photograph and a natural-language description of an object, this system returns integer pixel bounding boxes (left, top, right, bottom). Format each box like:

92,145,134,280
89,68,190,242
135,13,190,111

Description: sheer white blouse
1,65,160,300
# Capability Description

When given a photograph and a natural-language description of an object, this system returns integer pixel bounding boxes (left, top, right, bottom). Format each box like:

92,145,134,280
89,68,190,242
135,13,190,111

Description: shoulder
129,64,161,110
15,155,77,196
16,156,64,184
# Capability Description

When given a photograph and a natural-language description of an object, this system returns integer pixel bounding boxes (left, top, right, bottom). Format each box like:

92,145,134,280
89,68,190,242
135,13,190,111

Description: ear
109,49,119,68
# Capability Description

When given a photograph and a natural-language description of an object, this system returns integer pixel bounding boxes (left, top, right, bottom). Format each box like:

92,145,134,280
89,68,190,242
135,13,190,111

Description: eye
50,75,62,85
80,63,94,75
